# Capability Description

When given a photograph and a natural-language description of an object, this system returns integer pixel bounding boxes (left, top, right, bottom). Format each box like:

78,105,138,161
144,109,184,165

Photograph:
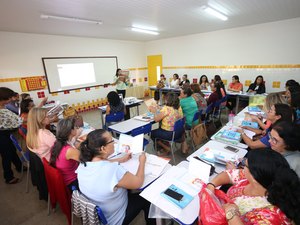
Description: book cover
248,106,261,112
221,130,242,141
161,184,194,209
214,131,240,145
241,120,259,129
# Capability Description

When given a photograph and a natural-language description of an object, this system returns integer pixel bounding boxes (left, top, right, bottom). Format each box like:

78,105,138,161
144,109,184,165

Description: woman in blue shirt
239,103,293,149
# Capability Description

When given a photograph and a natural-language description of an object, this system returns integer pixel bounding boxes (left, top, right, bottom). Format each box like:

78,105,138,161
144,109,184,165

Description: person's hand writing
139,152,146,164
119,153,132,163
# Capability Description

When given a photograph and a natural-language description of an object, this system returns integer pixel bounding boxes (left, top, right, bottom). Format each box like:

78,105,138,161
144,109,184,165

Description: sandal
6,177,19,184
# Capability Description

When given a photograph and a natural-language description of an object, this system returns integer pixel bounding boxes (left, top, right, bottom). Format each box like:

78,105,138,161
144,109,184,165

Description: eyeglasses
105,139,115,146
268,132,278,145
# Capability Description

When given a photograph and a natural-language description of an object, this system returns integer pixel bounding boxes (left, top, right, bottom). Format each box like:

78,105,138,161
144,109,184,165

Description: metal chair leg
26,162,30,193
170,142,176,164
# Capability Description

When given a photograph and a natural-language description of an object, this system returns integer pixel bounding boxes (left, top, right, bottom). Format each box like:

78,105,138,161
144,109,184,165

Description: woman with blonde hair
26,107,56,161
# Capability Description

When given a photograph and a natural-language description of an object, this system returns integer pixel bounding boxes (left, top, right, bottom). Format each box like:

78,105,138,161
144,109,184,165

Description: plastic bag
198,185,233,225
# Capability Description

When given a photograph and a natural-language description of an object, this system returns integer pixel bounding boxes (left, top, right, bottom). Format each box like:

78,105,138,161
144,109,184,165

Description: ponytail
79,129,108,166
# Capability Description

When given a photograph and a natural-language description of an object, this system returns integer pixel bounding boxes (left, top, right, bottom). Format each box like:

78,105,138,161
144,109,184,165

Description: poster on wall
19,76,47,92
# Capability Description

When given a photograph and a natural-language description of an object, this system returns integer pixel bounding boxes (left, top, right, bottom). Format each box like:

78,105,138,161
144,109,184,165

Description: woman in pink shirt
50,118,82,191
27,107,56,161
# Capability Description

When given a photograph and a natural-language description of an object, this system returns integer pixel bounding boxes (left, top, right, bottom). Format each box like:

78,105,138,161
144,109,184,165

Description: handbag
63,106,84,127
191,123,208,146
198,185,234,225
156,81,165,89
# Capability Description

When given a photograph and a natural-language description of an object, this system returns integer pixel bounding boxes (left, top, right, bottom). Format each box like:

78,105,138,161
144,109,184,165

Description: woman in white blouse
170,73,180,88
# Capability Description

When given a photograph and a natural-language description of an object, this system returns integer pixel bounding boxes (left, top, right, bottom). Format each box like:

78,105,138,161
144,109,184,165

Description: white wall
0,31,147,107
145,18,300,92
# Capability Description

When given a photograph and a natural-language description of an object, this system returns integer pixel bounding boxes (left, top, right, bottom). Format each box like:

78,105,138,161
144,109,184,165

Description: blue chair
71,187,107,225
104,111,125,130
131,123,152,151
10,134,30,193
154,117,185,164
204,102,215,124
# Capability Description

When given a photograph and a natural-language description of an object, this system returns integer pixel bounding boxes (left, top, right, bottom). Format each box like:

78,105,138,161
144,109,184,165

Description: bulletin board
19,76,47,92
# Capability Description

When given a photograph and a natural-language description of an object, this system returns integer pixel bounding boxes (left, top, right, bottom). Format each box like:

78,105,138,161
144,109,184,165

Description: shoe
6,177,19,184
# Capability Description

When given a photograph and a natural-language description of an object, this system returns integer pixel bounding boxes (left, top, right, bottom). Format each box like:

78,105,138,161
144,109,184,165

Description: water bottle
228,111,235,126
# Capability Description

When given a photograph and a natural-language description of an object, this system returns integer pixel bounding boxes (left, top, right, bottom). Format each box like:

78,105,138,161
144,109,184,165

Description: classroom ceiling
1,0,300,42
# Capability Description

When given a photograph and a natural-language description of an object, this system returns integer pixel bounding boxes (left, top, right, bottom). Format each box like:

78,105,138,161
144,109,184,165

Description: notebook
221,130,242,141
161,184,193,209
241,120,259,129
248,106,261,112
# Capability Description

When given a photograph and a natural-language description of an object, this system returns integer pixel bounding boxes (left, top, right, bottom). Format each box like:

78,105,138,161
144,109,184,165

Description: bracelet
207,182,216,188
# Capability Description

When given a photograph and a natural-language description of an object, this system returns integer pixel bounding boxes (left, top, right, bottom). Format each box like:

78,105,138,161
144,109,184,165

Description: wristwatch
226,208,239,221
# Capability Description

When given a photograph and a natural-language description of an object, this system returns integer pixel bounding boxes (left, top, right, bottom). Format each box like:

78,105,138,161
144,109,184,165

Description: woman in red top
228,75,243,92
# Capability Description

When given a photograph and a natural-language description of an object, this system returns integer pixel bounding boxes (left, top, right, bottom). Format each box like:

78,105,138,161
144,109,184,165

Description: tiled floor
0,99,229,225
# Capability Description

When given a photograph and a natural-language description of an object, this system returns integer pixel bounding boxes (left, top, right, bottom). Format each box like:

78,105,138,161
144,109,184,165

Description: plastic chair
10,134,30,193
42,158,71,225
155,117,185,164
131,123,152,151
204,102,215,124
104,111,125,130
71,187,107,225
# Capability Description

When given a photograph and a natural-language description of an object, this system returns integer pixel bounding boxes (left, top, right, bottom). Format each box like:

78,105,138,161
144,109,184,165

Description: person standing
113,68,128,99
0,87,22,184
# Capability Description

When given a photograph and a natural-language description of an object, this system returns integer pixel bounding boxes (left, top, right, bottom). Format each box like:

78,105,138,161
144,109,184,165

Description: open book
46,102,64,118
117,133,144,154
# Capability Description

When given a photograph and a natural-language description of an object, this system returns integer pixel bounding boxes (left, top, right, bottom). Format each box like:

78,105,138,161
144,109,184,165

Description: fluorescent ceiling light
131,27,159,35
204,7,228,21
40,14,102,25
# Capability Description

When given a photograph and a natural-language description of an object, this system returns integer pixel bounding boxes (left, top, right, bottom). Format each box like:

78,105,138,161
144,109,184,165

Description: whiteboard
42,56,118,93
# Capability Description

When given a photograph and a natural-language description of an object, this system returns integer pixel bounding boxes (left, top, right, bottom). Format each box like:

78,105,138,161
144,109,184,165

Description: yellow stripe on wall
163,64,300,69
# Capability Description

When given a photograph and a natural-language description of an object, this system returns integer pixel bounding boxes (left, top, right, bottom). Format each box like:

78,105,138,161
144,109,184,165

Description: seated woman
227,75,243,111
190,83,207,113
239,103,293,149
106,91,125,115
246,92,287,134
287,85,300,124
207,82,223,106
154,74,167,103
179,74,190,86
199,75,210,90
76,129,155,225
269,121,300,177
179,85,198,128
214,75,226,97
206,149,300,224
19,98,35,137
49,118,82,191
228,75,243,92
150,92,183,155
170,73,180,88
247,75,266,94
26,107,56,161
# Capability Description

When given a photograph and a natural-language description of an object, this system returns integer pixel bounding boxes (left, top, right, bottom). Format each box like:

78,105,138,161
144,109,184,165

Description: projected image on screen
58,63,96,87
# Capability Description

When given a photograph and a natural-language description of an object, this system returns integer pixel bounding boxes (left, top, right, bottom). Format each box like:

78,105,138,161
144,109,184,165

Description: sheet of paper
188,157,211,183
120,153,170,177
